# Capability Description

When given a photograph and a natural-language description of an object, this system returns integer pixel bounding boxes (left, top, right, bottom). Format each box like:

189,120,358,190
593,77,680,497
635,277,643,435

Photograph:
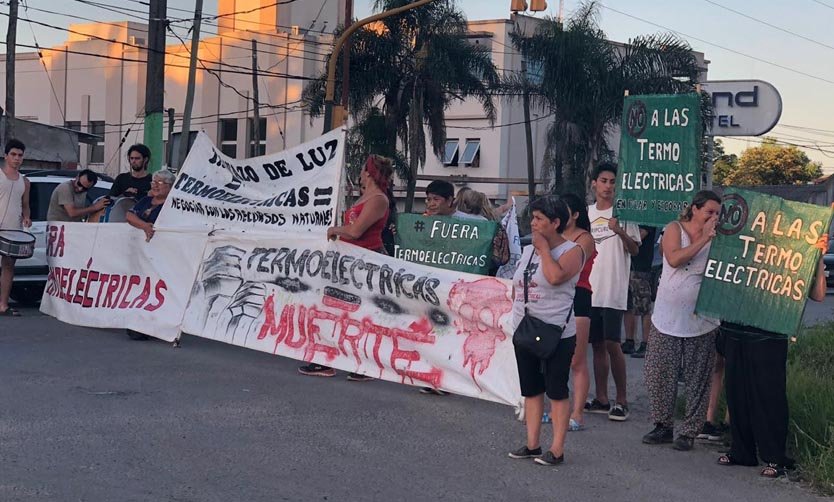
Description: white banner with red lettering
156,128,345,233
182,233,521,407
39,223,207,342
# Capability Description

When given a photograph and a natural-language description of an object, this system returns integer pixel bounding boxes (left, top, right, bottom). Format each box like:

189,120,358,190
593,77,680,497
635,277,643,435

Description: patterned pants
645,324,718,437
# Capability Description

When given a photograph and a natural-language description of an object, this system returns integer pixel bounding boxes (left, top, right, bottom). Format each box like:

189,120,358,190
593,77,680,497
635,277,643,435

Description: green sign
615,93,702,227
394,214,497,275
695,188,833,336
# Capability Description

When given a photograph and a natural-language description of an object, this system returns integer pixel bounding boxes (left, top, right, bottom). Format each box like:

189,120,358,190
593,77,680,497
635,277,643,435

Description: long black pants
724,332,793,467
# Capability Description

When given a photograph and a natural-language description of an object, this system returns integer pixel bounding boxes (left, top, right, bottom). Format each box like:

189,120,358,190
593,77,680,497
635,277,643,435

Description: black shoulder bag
512,251,572,360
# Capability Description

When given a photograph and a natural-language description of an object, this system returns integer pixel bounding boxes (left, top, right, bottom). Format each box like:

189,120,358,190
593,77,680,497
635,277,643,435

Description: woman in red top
560,193,596,430
298,155,393,379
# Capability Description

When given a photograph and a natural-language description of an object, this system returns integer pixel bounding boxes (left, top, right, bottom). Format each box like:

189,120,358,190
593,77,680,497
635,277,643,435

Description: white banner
39,223,207,342
496,198,522,279
183,234,521,407
156,128,346,233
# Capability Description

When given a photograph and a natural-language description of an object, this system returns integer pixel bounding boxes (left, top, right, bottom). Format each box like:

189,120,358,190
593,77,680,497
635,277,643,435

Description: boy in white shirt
585,163,641,421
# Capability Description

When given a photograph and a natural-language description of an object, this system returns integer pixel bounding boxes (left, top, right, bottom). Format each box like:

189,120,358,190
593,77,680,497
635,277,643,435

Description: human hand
703,215,719,241
93,198,110,211
326,227,338,241
22,217,31,228
608,217,623,235
814,234,828,254
125,188,138,196
143,224,155,242
531,231,548,252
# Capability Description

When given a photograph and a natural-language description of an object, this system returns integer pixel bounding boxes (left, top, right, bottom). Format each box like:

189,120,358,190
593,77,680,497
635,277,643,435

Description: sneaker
621,339,635,354
298,364,336,377
584,398,611,414
541,411,551,424
608,403,630,421
642,424,674,444
347,373,373,382
673,435,695,451
534,451,565,466
697,422,723,441
631,342,647,358
508,445,542,459
419,387,449,395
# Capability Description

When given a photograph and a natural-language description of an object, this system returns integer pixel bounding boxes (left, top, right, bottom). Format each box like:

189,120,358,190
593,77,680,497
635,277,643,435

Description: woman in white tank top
643,191,722,451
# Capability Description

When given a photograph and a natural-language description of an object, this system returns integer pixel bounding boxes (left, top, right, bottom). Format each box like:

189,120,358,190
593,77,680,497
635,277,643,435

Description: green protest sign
394,214,496,275
615,93,702,227
695,188,833,335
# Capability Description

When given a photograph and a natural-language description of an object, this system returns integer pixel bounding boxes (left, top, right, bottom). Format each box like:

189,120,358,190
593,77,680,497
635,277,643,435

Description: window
220,118,238,158
442,139,459,166
248,117,266,157
460,139,481,167
88,120,105,164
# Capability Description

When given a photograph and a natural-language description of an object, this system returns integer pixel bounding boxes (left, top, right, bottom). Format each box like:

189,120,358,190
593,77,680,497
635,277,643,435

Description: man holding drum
46,169,108,222
0,139,32,316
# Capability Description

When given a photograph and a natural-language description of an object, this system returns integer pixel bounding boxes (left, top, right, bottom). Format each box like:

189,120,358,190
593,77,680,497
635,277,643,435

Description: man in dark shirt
109,144,152,199
623,225,657,357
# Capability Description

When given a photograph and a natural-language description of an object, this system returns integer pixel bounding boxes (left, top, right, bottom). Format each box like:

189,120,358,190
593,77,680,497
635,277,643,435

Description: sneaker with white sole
534,451,565,466
584,398,610,414
508,445,542,459
608,403,630,421
697,422,723,441
298,364,336,377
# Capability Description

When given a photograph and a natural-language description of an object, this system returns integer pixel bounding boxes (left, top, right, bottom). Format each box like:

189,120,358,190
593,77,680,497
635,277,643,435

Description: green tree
303,0,499,211
504,1,707,196
711,138,738,185
719,137,823,186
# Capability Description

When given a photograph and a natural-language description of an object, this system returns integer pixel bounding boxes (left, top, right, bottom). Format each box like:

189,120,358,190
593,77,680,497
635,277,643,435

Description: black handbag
512,251,573,360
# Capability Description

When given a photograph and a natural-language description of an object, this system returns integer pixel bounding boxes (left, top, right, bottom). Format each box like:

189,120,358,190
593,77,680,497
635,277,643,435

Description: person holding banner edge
298,155,392,381
508,196,583,466
717,233,828,478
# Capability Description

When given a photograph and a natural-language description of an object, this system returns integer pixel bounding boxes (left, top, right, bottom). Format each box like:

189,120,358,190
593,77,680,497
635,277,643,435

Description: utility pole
175,0,202,170
4,0,19,142
521,60,536,202
143,0,167,173
250,39,260,157
337,0,353,128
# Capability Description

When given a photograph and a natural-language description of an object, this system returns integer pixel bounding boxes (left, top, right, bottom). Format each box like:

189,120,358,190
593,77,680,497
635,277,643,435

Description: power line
598,3,834,87
811,0,834,10
701,0,834,52
18,0,65,121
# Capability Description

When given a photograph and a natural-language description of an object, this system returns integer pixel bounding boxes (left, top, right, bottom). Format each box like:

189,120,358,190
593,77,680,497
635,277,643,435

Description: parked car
823,238,834,288
10,171,113,305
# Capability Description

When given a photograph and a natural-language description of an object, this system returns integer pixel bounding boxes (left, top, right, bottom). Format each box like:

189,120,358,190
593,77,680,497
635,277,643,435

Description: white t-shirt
511,242,579,338
587,204,641,310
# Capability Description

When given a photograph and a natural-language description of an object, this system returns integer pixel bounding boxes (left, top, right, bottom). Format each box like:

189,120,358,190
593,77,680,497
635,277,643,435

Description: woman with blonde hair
454,189,509,274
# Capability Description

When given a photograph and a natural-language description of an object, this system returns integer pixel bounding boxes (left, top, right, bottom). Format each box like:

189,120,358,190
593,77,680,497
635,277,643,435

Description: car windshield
828,239,834,254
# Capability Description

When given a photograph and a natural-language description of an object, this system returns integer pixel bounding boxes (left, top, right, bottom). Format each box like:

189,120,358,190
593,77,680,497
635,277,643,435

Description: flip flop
0,307,21,317
568,418,585,431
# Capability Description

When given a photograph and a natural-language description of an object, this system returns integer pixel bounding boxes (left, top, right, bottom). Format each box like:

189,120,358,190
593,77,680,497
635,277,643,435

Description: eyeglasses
151,179,172,186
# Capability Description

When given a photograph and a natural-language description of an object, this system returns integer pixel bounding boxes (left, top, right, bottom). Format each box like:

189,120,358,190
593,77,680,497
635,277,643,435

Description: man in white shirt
586,163,641,421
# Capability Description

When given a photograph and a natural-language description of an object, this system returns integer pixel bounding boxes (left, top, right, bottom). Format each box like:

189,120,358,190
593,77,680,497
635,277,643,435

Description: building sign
695,188,833,336
702,80,782,137
394,214,497,275
614,93,702,227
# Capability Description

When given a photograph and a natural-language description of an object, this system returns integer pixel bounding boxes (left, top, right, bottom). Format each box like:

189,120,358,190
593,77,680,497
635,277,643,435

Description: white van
10,171,113,304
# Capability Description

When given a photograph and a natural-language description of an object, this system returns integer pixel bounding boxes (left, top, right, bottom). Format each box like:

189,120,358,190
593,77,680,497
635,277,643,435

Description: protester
508,196,583,466
46,169,108,222
0,139,32,317
455,189,510,274
299,154,392,381
126,170,175,242
381,185,398,256
586,163,641,421
623,225,657,358
424,180,459,217
560,193,596,431
717,235,828,478
642,190,722,451
110,144,153,200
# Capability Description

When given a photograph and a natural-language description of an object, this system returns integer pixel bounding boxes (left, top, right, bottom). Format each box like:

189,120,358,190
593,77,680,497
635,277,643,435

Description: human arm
63,197,108,219
662,219,716,268
532,232,584,285
108,176,124,197
609,217,640,256
126,210,155,242
575,231,596,265
809,234,829,302
21,177,31,227
327,195,388,241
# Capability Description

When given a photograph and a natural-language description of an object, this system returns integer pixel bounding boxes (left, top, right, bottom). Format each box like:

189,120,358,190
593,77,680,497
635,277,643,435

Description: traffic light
530,0,547,11
511,0,528,12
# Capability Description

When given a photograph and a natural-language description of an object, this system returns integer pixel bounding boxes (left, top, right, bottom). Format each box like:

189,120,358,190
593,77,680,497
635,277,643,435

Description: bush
787,323,834,495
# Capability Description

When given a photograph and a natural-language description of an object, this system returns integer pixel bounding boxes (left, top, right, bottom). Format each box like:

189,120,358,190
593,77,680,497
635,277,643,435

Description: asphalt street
0,303,830,502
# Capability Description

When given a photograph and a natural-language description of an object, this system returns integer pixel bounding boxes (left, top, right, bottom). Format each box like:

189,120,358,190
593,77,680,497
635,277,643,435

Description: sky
2,0,834,168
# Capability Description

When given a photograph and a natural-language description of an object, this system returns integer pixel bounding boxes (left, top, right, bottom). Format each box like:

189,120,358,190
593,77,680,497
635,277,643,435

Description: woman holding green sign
642,190,722,452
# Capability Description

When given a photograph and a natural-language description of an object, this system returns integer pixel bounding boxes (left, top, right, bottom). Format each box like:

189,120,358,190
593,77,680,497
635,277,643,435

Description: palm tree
303,0,499,211
505,1,708,196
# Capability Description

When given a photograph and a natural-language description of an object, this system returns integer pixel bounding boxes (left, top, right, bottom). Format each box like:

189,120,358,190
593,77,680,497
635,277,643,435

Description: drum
0,229,36,259
88,197,136,223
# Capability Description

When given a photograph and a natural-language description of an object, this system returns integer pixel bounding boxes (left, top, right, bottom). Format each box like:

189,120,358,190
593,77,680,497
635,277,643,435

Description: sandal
717,454,738,466
761,463,786,478
0,307,21,317
568,418,585,431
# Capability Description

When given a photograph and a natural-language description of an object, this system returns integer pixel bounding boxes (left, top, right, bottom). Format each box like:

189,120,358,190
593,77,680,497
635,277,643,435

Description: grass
787,323,834,495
